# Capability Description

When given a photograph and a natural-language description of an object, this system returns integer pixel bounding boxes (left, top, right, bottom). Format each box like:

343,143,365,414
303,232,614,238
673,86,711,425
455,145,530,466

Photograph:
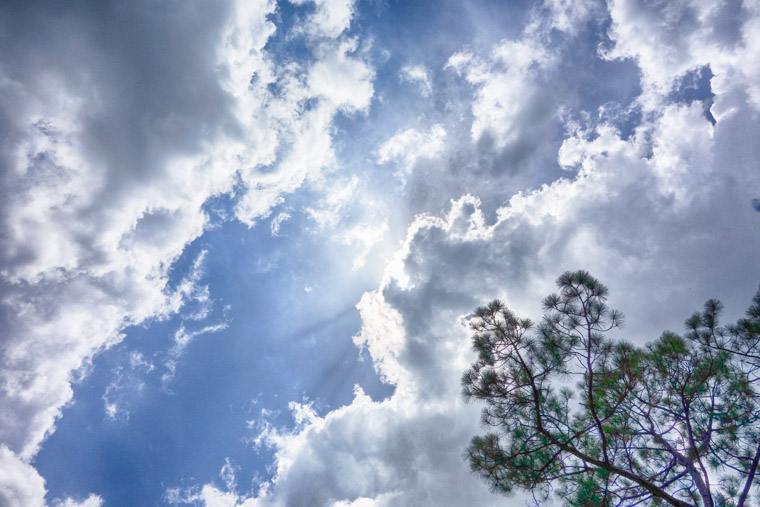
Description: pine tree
463,271,760,506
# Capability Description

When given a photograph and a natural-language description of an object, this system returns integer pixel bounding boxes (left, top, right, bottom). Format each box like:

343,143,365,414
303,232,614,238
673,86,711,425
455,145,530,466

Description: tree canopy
462,271,760,506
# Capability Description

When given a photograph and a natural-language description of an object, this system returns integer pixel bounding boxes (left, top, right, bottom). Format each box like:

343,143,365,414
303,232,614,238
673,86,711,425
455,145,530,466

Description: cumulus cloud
169,1,760,502
0,445,47,506
5,0,760,504
193,101,756,504
0,0,262,463
308,38,374,112
0,0,374,499
231,6,374,226
377,125,446,186
605,0,760,112
292,0,356,39
446,37,551,149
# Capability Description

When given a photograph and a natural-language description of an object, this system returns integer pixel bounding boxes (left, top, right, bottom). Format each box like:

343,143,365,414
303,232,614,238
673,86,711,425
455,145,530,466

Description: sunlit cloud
2,0,758,505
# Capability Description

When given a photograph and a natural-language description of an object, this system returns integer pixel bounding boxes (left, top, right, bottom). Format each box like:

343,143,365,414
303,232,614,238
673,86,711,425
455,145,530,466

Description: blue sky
1,0,759,506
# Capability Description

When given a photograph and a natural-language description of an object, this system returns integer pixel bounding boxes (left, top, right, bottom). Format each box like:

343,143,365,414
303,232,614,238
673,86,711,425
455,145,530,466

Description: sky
0,0,759,505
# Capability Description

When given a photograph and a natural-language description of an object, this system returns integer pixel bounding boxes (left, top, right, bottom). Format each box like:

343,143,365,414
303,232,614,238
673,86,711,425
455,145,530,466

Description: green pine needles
462,271,760,506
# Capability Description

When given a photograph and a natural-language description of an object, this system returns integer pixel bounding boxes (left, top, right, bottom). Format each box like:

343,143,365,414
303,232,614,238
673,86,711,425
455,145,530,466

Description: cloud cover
1,0,759,505
0,0,372,502
169,1,760,505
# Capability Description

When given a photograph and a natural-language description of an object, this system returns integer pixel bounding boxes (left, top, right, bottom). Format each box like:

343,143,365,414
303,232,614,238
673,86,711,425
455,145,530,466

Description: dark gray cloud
0,0,236,276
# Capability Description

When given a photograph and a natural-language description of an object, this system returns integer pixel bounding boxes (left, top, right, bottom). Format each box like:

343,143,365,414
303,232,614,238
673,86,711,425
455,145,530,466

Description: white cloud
377,125,446,186
352,289,407,387
102,364,148,422
605,0,760,112
738,1,760,111
399,65,432,97
52,494,104,507
4,0,759,504
172,38,760,502
305,175,360,228
304,173,391,272
308,38,374,112
292,0,356,39
0,445,47,506
0,0,272,464
233,37,373,226
166,485,253,507
0,0,374,499
219,458,240,493
333,497,398,507
341,222,389,271
446,37,551,149
166,456,264,507
172,250,215,322
605,0,712,96
239,386,498,506
541,0,599,34
270,212,292,237
263,104,754,499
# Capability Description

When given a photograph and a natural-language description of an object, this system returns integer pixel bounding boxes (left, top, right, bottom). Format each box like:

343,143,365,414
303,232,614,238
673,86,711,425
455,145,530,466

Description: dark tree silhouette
463,270,760,506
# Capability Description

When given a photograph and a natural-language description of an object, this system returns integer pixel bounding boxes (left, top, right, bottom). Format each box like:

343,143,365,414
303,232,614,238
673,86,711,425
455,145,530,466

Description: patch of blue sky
345,2,645,218
667,65,716,124
358,0,533,104
358,0,533,58
261,0,315,67
36,198,393,505
553,37,643,139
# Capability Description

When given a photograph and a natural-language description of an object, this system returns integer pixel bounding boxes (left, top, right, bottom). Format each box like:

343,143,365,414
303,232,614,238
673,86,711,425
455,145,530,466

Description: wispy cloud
102,352,155,422
270,212,292,237
399,64,432,97
161,322,230,392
